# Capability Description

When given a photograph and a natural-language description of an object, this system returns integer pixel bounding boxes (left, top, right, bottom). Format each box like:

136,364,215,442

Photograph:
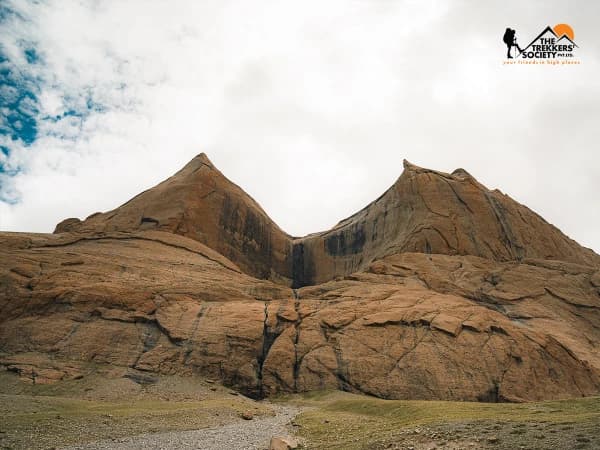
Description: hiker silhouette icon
503,28,523,58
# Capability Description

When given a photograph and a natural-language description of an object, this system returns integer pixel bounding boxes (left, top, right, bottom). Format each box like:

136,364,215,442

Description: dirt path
64,404,301,450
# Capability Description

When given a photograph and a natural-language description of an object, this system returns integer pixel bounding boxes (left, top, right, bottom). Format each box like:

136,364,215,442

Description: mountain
55,153,293,284
291,160,598,286
56,155,598,288
1,154,599,402
557,34,578,47
520,26,558,52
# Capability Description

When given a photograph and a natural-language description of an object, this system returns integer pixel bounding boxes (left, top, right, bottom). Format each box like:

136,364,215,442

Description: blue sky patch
0,42,41,147
0,3,43,179
24,47,39,64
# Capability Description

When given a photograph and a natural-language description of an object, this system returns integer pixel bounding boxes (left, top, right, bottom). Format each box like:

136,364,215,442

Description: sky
0,0,599,253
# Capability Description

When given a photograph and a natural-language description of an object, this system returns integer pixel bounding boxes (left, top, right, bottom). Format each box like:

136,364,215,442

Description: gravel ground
64,404,301,450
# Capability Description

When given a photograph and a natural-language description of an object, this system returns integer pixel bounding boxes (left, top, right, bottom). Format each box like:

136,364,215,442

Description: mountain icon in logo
556,34,578,47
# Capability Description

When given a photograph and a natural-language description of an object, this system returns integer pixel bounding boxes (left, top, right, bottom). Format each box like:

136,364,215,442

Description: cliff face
2,153,599,402
55,154,293,284
1,230,599,402
55,155,599,288
290,160,599,286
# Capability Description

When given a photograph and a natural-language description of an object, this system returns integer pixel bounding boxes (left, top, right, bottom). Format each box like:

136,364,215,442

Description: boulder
269,436,299,450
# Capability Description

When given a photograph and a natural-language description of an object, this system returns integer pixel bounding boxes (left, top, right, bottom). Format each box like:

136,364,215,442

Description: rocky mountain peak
54,154,599,287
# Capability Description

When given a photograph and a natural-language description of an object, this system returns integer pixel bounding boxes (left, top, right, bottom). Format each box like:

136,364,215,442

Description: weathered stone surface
54,153,294,284
54,155,599,288
291,160,600,286
1,230,599,401
269,436,299,450
1,155,599,402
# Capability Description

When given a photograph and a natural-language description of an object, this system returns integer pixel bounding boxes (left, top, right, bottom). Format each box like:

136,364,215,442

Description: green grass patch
279,391,600,449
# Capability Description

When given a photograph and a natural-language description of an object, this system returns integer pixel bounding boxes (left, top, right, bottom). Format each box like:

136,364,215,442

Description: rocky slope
291,160,599,286
55,154,598,288
1,154,599,402
54,154,293,284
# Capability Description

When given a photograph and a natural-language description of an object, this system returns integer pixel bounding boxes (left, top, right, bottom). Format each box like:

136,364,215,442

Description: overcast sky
0,0,598,253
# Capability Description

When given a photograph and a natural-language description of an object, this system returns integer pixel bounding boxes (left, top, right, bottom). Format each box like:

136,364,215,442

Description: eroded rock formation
54,154,293,284
1,154,599,402
290,160,598,286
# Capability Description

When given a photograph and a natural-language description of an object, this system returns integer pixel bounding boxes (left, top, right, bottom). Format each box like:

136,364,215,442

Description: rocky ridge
1,153,599,402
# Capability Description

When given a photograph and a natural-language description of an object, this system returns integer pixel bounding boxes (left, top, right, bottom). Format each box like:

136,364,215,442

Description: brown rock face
55,154,293,284
56,156,598,288
291,160,599,286
2,154,599,402
270,436,299,450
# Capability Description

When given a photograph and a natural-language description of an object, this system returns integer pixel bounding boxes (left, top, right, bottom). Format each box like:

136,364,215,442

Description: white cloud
0,0,598,253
